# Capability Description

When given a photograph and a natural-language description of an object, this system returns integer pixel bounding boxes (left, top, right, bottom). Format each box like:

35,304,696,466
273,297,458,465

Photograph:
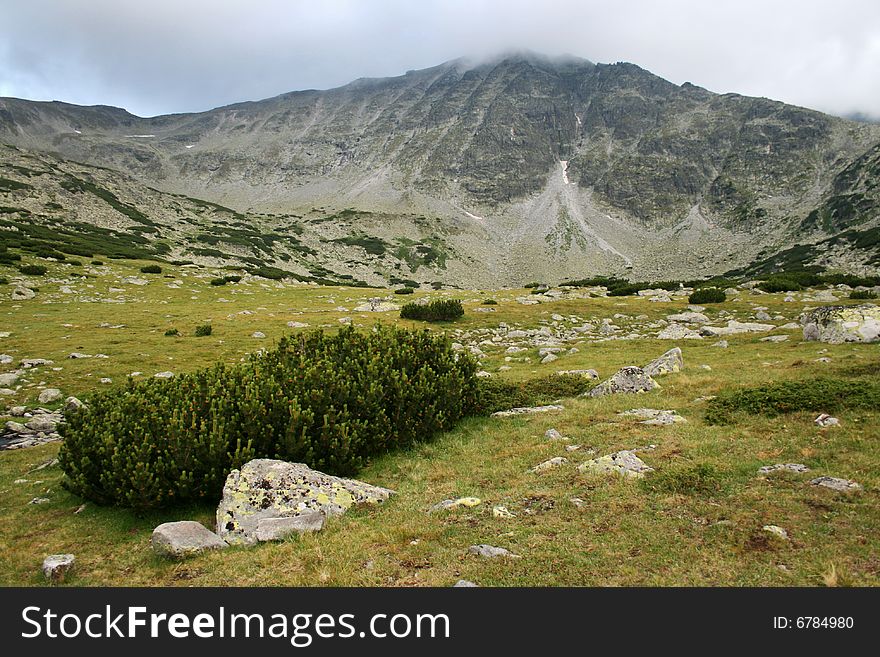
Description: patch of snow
125,134,156,138
185,144,195,149
575,113,582,127
464,211,484,221
560,160,570,185
73,129,81,135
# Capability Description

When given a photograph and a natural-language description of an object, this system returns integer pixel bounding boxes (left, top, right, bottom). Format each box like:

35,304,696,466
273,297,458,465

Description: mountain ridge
1,54,879,285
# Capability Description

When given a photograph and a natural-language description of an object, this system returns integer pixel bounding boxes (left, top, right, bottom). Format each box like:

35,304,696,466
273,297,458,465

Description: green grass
0,257,878,586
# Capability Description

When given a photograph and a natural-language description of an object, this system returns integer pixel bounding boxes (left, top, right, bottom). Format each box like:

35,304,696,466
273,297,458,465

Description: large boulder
216,459,394,545
801,304,880,344
588,366,658,397
643,347,683,377
151,521,227,558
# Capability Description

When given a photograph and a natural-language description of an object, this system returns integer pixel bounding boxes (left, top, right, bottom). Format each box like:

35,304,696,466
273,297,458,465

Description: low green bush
164,328,179,337
194,324,213,337
472,374,595,416
482,299,497,305
19,264,47,276
394,287,415,295
689,287,726,304
705,377,880,425
400,299,464,321
91,260,104,266
59,326,478,509
140,264,162,274
850,290,877,300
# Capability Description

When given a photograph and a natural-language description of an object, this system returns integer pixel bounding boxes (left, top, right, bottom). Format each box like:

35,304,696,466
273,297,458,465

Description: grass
0,256,878,586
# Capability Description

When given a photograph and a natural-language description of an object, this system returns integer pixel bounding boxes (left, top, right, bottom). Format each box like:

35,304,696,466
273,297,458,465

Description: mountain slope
2,53,879,284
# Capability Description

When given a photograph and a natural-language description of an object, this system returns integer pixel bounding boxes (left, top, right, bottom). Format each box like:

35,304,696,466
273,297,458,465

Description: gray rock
453,579,479,587
216,459,394,545
666,311,709,323
578,450,654,477
151,521,228,558
540,353,558,364
0,372,19,387
254,512,325,542
42,554,75,583
544,428,566,441
37,388,62,404
760,335,789,343
758,463,810,475
643,347,684,377
619,408,685,425
801,304,880,344
491,404,564,418
531,456,567,473
468,544,517,558
25,416,58,433
588,366,658,397
12,287,36,301
814,414,839,427
252,331,266,338
63,396,85,412
762,525,789,540
810,476,862,492
657,323,703,340
556,369,598,379
154,371,174,379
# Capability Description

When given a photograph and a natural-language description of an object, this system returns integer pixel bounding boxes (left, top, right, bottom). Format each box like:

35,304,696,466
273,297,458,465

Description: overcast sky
1,0,879,119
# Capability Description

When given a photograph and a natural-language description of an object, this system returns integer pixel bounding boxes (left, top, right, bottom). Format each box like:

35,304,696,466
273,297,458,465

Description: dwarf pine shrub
140,264,162,274
194,323,213,337
59,325,479,509
689,287,726,304
400,299,464,321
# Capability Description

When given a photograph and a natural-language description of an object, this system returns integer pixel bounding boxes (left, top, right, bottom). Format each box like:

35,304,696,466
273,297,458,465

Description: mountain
2,52,879,286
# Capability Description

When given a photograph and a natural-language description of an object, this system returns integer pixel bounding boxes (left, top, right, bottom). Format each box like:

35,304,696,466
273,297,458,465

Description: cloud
1,0,879,119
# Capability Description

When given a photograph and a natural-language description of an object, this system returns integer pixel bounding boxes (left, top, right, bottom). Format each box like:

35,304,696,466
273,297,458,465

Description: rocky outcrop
588,367,658,397
801,304,880,343
216,459,394,545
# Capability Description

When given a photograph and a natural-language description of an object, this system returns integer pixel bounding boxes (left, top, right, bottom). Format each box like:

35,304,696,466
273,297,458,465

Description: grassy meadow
0,257,878,586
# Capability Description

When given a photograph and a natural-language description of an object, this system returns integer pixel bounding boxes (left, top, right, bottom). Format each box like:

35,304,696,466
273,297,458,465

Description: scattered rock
491,404,564,418
63,396,85,412
492,505,515,518
252,331,266,338
353,299,399,312
801,304,880,344
760,335,789,343
216,459,394,545
151,521,228,558
588,367,658,397
556,369,598,379
12,287,36,301
468,544,518,558
544,428,567,441
287,321,309,328
578,450,654,477
0,372,19,387
814,414,839,427
643,347,683,377
430,497,481,512
254,512,325,542
540,353,559,364
531,457,567,473
810,476,862,492
619,408,686,425
154,371,174,379
758,463,810,475
657,324,703,340
453,579,479,587
42,554,75,583
37,388,62,404
711,340,729,348
762,525,789,541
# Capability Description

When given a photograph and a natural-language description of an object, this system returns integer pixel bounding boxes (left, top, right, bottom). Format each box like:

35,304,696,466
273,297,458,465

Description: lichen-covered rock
619,408,685,425
758,463,810,475
809,476,862,492
657,324,703,340
801,304,880,344
151,521,227,558
531,456,567,473
700,320,775,336
42,554,75,583
643,347,684,377
253,512,325,542
37,388,62,404
216,459,394,545
588,366,658,397
578,450,654,477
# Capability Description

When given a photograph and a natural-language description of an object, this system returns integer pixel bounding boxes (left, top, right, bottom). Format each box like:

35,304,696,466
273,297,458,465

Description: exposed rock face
588,367,658,397
151,521,228,558
578,450,654,477
643,347,683,377
216,459,394,545
801,304,880,343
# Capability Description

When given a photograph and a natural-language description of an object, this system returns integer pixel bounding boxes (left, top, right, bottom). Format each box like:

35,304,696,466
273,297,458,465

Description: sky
1,0,879,119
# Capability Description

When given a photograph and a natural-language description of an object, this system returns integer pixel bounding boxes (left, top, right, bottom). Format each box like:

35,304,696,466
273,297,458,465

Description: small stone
154,371,174,379
63,396,85,412
540,353,558,364
492,505,515,518
544,428,567,441
453,579,479,587
252,331,266,338
711,340,729,348
758,463,810,475
38,388,62,404
531,456,567,473
578,450,654,478
569,497,587,508
42,554,75,583
762,525,789,540
491,404,564,418
468,544,518,558
29,497,50,504
556,369,599,379
151,521,228,558
0,372,19,387
430,497,481,512
810,476,862,492
814,414,839,427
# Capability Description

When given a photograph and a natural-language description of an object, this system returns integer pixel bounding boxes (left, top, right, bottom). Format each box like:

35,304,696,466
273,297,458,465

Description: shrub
689,288,726,304
472,374,595,416
210,277,228,286
850,290,878,300
400,299,464,321
140,264,162,274
58,326,479,509
67,260,82,267
251,266,287,280
19,264,47,276
164,328,179,337
705,377,880,425
482,299,497,305
394,287,415,295
194,324,213,337
0,277,8,285
91,260,104,266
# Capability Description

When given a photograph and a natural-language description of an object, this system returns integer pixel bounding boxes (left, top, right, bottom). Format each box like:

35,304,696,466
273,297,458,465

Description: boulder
578,450,654,477
353,299,399,312
216,459,394,545
700,320,775,336
42,554,75,583
254,512,325,542
588,367,658,397
801,304,880,344
12,287,36,301
810,476,862,492
666,311,709,323
0,372,18,387
758,463,810,475
37,388,62,404
555,369,598,379
643,347,683,377
531,456,567,473
657,323,703,340
151,521,227,558
619,408,685,425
